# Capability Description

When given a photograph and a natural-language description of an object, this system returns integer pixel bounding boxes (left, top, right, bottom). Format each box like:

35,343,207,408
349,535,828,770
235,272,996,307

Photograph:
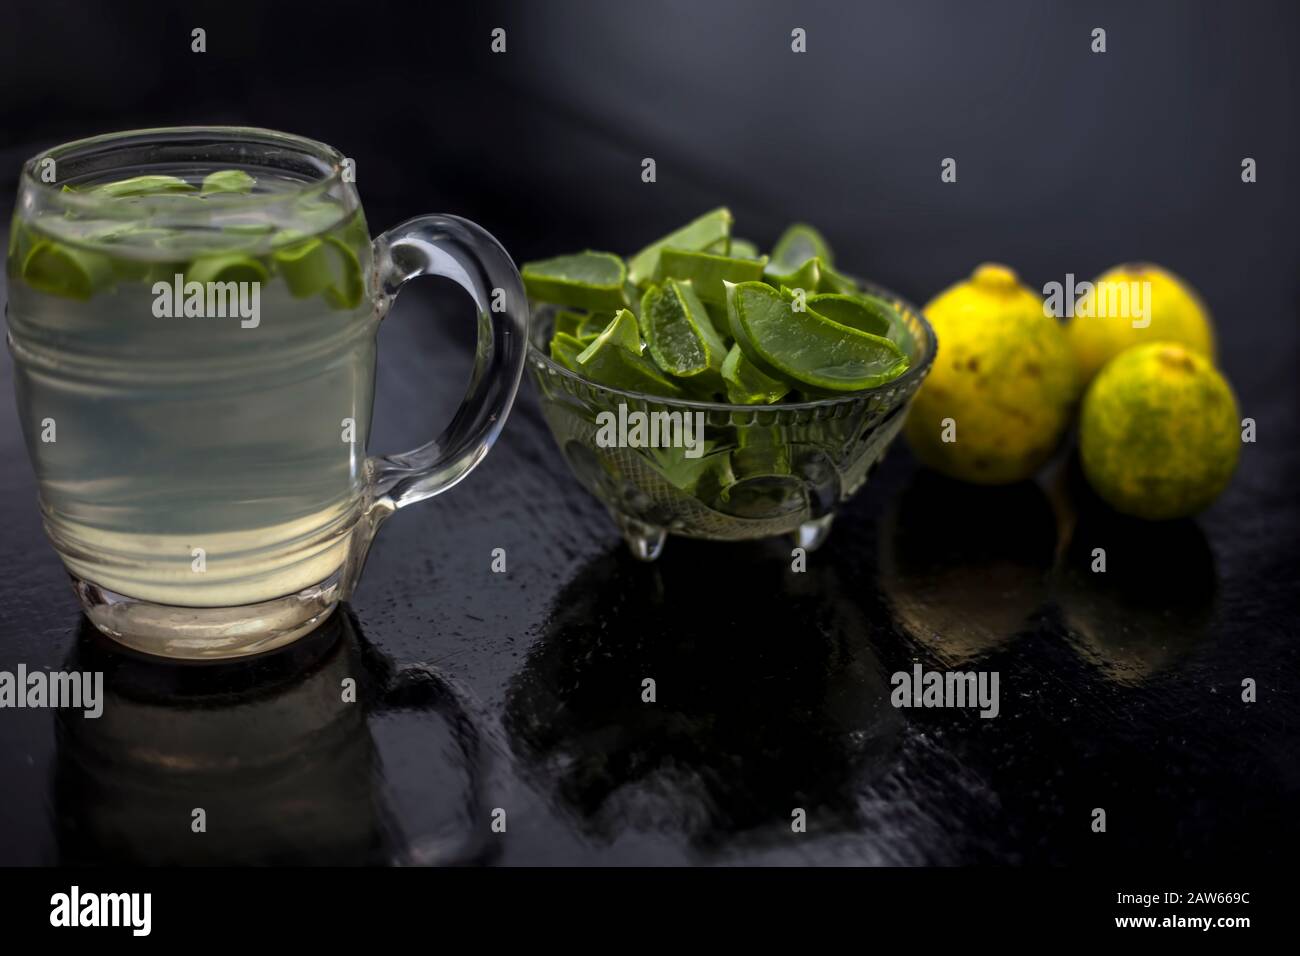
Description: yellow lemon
905,263,1078,484
1079,343,1239,520
1066,263,1215,385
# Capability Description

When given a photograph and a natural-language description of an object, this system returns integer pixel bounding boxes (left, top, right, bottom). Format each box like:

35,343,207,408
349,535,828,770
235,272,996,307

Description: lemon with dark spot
1079,343,1238,520
1067,263,1215,386
904,263,1079,484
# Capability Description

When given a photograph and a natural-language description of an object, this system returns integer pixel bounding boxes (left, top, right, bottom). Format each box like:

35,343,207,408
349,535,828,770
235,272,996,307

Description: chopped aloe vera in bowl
722,343,789,405
639,278,727,391
524,208,914,404
549,331,589,370
626,206,733,286
653,248,767,305
728,282,908,392
522,251,628,312
770,222,833,270
763,255,821,292
553,309,586,339
576,309,684,396
523,209,938,557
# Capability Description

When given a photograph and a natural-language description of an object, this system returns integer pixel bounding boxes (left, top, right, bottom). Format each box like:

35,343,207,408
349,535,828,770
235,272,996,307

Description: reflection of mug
55,612,492,865
7,127,527,658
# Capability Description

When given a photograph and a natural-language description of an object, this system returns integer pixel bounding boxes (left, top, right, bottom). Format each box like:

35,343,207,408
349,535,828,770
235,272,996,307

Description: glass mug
6,127,528,659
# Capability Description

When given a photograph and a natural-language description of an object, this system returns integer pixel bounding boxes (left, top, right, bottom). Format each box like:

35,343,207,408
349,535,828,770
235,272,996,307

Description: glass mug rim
21,125,347,218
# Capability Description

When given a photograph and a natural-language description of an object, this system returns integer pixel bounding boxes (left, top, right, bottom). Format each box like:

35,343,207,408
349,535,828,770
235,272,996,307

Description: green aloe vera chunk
523,250,627,311
639,279,727,384
771,222,833,270
627,207,732,286
732,425,793,478
703,302,735,347
816,261,857,294
806,292,911,357
576,309,683,396
654,247,767,305
727,281,908,392
186,253,270,285
728,238,760,260
721,281,792,384
96,227,175,281
584,308,642,353
805,292,893,337
703,237,731,256
549,331,588,370
21,240,112,299
201,169,257,195
577,310,615,338
721,343,790,404
648,442,725,493
322,236,365,309
553,310,585,338
763,255,821,293
268,226,364,305
274,238,335,297
96,174,196,198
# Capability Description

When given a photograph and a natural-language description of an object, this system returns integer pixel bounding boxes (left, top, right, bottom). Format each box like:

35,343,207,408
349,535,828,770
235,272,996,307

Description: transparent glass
6,127,528,658
527,280,936,559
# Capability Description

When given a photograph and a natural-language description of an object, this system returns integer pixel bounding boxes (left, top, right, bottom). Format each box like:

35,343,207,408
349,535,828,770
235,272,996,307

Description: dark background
0,0,1297,866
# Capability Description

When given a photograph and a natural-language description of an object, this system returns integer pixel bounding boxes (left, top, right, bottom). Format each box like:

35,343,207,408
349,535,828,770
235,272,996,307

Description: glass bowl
526,278,937,559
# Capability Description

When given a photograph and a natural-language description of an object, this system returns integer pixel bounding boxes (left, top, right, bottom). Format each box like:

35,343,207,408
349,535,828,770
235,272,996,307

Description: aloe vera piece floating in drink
201,169,257,196
522,250,628,311
13,168,366,310
93,174,197,198
20,241,114,300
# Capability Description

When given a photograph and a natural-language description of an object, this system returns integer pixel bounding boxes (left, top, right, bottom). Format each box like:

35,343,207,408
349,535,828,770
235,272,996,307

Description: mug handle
369,214,527,505
343,215,527,590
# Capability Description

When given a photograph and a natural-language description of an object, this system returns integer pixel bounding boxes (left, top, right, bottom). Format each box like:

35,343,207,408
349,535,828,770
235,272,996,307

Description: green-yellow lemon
1067,263,1215,385
905,263,1079,485
1079,343,1239,520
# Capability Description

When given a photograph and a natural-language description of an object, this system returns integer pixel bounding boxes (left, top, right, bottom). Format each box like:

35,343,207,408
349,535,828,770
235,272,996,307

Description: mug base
70,570,343,661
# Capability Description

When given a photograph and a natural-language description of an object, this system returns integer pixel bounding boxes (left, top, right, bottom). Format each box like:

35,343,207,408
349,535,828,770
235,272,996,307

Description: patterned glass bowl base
527,279,937,560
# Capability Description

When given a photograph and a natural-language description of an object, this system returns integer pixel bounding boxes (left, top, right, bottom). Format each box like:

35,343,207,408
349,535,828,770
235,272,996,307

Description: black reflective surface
2,300,1296,862
1,0,1298,866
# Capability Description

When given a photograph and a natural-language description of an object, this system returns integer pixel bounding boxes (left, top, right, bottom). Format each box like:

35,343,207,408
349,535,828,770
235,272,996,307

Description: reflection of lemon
905,263,1078,484
1048,458,1216,684
1067,263,1215,385
880,472,1056,665
1080,343,1239,520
